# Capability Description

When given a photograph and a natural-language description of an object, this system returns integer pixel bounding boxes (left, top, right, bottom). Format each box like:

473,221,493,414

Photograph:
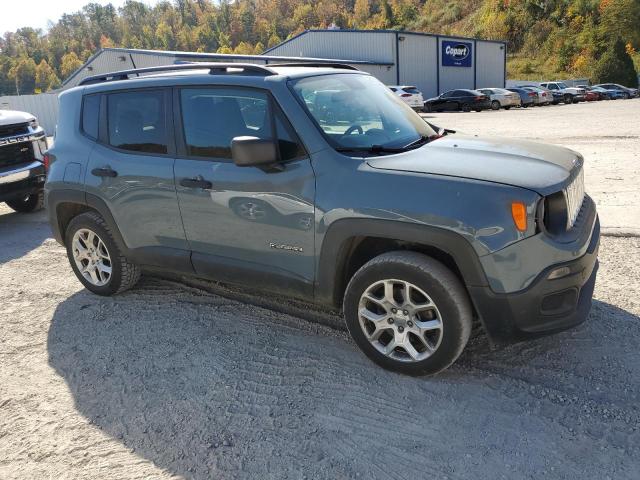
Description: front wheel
65,211,141,296
461,103,471,112
5,190,44,213
343,251,473,375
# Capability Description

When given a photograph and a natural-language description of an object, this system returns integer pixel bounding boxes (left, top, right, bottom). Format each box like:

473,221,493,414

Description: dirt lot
1,100,640,479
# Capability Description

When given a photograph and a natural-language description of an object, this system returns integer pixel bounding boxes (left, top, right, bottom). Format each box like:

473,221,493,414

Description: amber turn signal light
511,202,527,232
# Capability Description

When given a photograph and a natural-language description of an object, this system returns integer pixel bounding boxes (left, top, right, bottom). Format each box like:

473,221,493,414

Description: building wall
267,30,506,97
476,41,506,89
0,93,58,135
398,34,438,98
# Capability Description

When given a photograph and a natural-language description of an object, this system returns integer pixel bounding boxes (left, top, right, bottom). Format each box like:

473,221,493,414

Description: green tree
60,52,83,80
8,57,37,95
593,38,639,87
35,59,61,92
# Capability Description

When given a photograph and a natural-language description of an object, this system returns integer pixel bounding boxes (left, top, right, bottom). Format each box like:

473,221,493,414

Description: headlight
29,119,39,129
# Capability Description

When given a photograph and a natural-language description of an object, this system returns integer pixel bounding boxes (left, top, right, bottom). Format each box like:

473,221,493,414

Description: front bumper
0,160,46,202
469,216,600,344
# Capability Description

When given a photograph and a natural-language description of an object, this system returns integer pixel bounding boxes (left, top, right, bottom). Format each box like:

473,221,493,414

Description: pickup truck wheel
343,251,472,376
65,211,141,296
5,190,44,213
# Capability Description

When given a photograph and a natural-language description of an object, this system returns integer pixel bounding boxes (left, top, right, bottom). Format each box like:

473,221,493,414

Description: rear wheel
504,106,511,110
65,211,141,296
6,190,44,213
491,100,500,110
343,251,473,375
461,103,471,112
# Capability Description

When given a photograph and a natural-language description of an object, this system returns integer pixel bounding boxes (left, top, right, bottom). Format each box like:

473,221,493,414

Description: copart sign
441,40,472,67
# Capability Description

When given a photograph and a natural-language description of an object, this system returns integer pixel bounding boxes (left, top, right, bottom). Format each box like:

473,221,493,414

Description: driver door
173,86,316,298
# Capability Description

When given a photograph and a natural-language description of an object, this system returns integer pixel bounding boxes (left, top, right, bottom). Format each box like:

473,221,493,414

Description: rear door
84,88,189,265
173,86,316,298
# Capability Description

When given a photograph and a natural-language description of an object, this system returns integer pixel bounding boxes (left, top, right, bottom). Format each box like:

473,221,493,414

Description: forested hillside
1,0,638,95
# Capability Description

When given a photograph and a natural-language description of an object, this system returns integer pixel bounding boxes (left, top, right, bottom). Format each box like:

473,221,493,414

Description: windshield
558,82,569,89
290,73,436,152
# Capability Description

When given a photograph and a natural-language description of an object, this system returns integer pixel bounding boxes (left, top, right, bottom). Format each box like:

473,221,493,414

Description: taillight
474,96,484,101
528,92,536,97
42,152,52,171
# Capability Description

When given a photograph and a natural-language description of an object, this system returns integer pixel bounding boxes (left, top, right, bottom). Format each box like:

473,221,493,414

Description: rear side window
180,87,306,162
81,94,100,140
107,90,167,154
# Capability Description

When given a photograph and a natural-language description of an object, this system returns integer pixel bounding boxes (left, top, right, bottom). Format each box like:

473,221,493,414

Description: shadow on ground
0,208,51,263
47,278,640,479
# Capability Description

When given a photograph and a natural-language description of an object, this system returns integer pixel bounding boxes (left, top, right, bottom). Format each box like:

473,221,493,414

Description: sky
0,0,159,35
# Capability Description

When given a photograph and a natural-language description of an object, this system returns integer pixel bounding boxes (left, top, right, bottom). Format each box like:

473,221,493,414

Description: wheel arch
316,219,489,309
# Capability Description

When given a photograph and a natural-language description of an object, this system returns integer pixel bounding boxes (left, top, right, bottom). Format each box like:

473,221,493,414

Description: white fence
0,93,59,136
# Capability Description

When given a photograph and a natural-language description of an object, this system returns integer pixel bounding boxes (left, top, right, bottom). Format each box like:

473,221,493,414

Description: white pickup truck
539,82,586,103
0,110,48,212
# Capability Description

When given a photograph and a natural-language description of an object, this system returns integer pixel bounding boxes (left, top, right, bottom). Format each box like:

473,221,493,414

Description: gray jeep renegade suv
45,63,599,375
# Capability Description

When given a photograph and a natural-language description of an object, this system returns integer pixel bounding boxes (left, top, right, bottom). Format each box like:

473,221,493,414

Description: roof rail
78,62,275,86
267,62,359,71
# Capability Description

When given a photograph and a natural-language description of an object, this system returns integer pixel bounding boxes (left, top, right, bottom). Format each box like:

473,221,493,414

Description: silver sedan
478,88,522,110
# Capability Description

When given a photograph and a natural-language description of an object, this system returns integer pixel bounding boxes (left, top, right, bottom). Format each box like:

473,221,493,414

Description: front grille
0,122,29,138
564,168,585,229
0,142,34,168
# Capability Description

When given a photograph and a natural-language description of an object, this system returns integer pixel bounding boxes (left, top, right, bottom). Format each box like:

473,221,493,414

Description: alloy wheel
71,228,112,286
358,279,443,362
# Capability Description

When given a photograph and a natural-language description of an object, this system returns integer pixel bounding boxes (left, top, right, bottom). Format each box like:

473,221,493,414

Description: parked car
506,87,536,108
0,110,48,212
477,88,521,110
539,82,586,103
520,86,552,106
46,62,599,375
577,85,612,100
593,83,638,99
388,85,424,111
423,89,491,112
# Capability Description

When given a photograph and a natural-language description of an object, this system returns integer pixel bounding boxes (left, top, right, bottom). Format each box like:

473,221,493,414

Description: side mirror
231,136,278,167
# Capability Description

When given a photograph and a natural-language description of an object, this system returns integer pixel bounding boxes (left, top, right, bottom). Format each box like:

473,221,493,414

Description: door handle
91,167,118,178
180,176,212,189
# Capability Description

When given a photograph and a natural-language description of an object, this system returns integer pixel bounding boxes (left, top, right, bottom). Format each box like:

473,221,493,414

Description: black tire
623,92,630,99
343,251,473,376
65,211,141,296
504,106,511,110
423,103,432,113
491,100,500,110
461,103,471,112
522,103,528,108
5,190,44,213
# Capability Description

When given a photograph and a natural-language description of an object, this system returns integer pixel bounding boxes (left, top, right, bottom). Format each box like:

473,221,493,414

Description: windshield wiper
335,145,404,155
400,135,431,150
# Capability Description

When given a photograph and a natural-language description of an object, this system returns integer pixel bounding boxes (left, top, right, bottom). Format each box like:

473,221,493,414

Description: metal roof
263,29,507,55
62,47,393,89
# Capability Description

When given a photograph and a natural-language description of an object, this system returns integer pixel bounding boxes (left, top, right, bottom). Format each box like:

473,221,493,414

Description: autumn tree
60,52,83,80
35,59,61,92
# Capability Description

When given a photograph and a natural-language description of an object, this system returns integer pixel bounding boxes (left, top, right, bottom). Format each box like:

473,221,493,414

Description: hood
366,134,582,195
0,109,35,126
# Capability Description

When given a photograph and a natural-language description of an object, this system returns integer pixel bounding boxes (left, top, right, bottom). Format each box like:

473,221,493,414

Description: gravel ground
1,100,640,479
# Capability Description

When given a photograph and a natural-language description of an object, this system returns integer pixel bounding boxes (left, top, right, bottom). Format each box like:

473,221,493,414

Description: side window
180,88,306,162
274,107,306,162
82,94,100,140
107,90,167,154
